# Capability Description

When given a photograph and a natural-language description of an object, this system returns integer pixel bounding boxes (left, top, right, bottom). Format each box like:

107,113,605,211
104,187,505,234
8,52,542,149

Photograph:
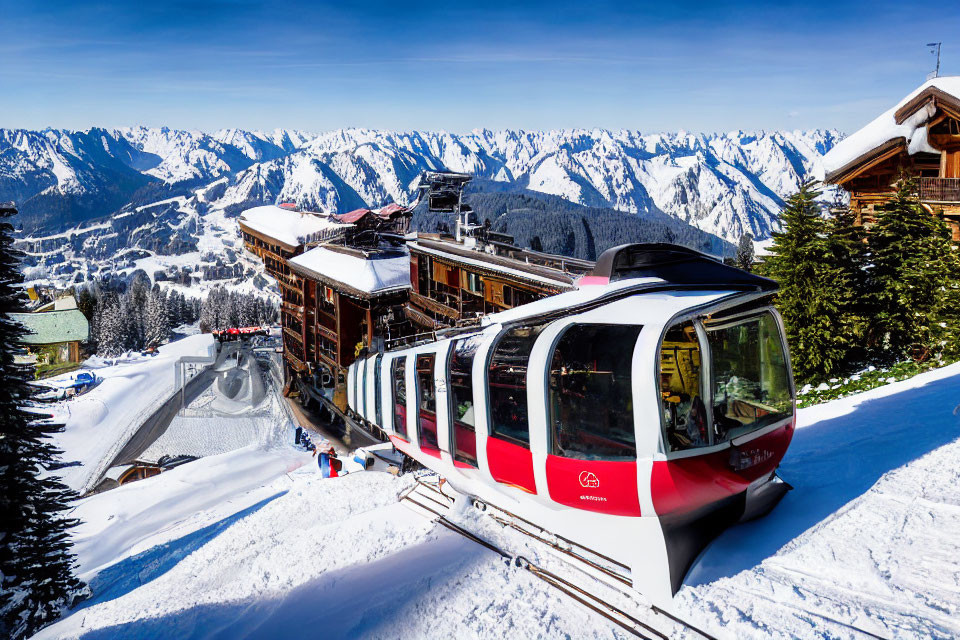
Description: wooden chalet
238,175,592,431
237,204,352,382
823,77,960,238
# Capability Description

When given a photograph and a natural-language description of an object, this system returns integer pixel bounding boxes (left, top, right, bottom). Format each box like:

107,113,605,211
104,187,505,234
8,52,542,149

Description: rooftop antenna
927,42,941,79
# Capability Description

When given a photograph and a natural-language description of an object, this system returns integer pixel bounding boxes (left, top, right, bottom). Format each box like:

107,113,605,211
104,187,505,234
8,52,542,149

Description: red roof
378,203,407,217
335,208,374,223
334,204,409,224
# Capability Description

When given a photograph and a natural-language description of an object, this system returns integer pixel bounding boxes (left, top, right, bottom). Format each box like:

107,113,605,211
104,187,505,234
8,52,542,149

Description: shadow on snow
76,532,488,640
74,491,287,613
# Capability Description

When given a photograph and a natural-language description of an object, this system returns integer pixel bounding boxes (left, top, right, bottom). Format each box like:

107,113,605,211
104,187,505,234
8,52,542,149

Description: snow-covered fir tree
0,204,84,639
143,288,171,348
761,182,853,383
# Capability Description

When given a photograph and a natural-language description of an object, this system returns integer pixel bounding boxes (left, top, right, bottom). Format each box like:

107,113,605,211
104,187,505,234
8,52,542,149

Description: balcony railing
920,177,960,203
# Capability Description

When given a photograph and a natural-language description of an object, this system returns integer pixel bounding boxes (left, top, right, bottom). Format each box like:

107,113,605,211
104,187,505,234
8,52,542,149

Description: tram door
544,324,643,516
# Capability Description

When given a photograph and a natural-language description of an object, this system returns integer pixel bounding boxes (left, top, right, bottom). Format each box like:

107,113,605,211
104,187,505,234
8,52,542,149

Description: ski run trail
32,354,960,639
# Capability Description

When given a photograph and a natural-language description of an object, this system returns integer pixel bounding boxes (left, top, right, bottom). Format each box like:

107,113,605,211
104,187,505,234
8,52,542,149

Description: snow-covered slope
33,362,960,639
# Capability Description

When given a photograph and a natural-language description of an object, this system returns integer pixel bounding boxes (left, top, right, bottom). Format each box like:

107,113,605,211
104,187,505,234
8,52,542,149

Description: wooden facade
239,203,591,423
404,236,591,332
825,83,960,240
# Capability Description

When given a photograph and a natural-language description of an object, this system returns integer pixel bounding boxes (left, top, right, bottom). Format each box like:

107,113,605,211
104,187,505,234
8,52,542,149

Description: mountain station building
238,184,593,436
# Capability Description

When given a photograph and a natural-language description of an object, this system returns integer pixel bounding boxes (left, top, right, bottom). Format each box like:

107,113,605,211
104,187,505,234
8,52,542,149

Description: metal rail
399,480,717,640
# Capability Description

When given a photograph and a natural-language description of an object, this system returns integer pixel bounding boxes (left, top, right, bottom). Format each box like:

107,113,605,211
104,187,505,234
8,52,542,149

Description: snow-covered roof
288,246,411,298
823,76,960,183
11,309,89,344
238,205,351,249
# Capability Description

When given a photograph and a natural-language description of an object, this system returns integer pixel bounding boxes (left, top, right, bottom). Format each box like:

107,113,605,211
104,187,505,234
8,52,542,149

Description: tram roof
480,279,738,328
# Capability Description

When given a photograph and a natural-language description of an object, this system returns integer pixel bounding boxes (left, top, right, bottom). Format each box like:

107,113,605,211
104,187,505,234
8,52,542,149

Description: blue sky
0,0,956,134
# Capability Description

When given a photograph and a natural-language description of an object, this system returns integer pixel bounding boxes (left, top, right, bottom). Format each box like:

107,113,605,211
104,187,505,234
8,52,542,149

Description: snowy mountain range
0,126,842,291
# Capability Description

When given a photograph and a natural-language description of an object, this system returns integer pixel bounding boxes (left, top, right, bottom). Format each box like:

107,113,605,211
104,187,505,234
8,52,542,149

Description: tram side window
392,356,408,438
449,337,480,467
488,324,547,447
660,321,709,451
374,354,383,426
416,353,439,450
549,324,642,461
706,312,792,442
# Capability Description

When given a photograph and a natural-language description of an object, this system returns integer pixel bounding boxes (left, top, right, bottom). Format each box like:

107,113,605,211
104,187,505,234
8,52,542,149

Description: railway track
399,474,717,640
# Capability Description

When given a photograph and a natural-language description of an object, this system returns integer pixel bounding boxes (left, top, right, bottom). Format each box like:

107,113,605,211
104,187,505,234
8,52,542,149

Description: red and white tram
347,244,796,605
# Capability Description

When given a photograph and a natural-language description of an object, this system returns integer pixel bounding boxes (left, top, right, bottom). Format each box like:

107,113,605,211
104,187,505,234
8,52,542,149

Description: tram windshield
660,311,793,452
706,311,792,441
549,324,642,461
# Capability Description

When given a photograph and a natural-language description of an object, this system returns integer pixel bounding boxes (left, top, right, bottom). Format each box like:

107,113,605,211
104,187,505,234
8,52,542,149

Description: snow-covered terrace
823,76,960,183
288,246,411,299
238,205,351,250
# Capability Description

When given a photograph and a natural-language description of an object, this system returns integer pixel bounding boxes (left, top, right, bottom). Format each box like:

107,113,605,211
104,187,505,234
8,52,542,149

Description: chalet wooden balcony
283,326,303,344
919,177,960,203
281,301,304,318
284,351,307,373
317,323,337,342
409,291,459,320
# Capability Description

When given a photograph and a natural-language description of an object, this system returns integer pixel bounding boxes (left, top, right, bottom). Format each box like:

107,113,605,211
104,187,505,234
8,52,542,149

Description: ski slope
33,363,960,639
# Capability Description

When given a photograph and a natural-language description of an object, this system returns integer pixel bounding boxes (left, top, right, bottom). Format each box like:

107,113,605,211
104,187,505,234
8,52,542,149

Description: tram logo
578,471,600,488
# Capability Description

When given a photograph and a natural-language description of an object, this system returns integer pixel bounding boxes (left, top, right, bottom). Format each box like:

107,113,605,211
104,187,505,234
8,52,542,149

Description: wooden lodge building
823,77,960,238
237,182,593,421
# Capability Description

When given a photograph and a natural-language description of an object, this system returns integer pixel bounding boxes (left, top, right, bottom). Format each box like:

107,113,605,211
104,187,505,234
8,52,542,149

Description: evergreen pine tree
143,289,170,348
0,204,83,639
868,177,960,362
735,232,755,271
761,182,852,383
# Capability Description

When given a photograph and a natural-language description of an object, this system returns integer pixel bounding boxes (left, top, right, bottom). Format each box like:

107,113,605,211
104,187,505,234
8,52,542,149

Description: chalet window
432,260,452,285
323,286,335,304
418,256,431,294
660,320,708,451
463,271,483,295
449,337,480,467
416,353,439,450
488,323,548,447
392,356,408,438
705,312,792,443
549,324,642,461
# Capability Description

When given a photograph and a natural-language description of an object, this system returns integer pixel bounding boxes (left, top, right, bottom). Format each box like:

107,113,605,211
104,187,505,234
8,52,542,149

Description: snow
288,246,411,295
822,76,960,178
31,357,960,639
43,334,216,494
238,205,350,248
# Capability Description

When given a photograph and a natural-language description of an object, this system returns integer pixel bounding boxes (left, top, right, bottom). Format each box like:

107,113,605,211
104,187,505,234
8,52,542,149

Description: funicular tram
347,244,796,605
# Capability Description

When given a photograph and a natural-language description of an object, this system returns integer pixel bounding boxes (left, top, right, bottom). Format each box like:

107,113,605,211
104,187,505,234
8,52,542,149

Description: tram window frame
704,310,793,443
391,356,408,439
415,353,439,450
658,319,712,453
374,354,383,426
448,337,481,467
486,322,549,448
359,358,367,418
548,323,642,461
